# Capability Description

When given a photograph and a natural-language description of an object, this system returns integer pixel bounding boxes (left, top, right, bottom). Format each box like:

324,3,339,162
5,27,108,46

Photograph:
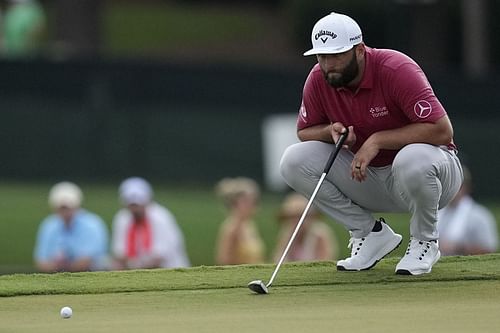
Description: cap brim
303,45,354,56
54,201,79,209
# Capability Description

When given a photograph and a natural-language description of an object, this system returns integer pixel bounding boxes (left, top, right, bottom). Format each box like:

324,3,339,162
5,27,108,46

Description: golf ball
60,306,72,319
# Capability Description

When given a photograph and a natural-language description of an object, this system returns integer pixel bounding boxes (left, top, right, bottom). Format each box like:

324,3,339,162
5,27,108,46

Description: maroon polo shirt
298,47,450,166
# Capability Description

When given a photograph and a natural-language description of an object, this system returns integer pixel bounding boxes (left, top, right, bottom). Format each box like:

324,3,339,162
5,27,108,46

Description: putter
248,129,349,294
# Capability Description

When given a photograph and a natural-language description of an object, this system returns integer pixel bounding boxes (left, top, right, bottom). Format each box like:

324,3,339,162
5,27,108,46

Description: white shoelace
347,236,365,256
347,237,354,249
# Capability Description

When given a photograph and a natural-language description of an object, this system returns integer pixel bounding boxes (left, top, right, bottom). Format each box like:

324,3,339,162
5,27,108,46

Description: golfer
280,12,463,275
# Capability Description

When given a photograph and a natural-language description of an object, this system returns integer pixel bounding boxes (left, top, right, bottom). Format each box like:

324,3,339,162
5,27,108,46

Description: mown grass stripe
1,254,499,297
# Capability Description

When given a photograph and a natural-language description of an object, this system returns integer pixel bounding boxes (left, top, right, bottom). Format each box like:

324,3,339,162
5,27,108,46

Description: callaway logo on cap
304,12,363,56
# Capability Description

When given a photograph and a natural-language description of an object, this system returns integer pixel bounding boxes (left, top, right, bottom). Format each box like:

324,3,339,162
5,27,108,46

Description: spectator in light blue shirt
33,182,109,272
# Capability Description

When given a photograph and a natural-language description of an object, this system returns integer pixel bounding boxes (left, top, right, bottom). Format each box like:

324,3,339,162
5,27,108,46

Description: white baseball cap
48,182,83,209
119,177,153,205
303,12,363,56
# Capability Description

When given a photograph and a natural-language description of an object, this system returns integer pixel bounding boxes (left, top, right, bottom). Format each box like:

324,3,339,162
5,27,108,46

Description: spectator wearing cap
273,193,338,263
33,182,109,272
111,177,190,270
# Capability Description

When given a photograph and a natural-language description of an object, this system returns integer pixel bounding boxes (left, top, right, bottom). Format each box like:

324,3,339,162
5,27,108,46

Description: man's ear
356,43,366,58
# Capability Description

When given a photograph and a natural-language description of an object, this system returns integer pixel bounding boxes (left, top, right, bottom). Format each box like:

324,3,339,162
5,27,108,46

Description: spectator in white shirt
111,177,190,269
437,166,498,256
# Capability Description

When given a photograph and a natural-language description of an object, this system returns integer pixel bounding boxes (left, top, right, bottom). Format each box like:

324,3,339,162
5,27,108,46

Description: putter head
247,280,269,294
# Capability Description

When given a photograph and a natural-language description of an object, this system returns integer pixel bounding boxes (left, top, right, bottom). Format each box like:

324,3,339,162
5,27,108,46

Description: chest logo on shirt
414,100,432,118
369,106,389,118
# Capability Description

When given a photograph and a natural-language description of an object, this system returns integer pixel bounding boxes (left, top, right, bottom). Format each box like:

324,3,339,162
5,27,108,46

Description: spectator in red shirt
111,177,190,270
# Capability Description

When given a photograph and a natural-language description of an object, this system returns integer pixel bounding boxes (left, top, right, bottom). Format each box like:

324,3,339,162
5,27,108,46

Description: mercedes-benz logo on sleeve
413,100,432,118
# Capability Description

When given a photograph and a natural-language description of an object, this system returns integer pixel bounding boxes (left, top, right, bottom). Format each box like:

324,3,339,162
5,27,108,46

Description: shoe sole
395,250,441,275
337,237,403,271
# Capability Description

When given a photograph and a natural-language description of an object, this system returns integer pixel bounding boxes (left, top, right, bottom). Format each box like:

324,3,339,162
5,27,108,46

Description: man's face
317,47,359,88
128,203,146,220
56,206,77,223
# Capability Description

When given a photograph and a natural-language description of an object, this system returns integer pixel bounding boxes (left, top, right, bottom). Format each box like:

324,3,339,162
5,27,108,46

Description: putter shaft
248,130,349,293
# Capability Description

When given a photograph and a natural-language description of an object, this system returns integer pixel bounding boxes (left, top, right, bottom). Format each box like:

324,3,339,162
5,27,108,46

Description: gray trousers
280,141,463,241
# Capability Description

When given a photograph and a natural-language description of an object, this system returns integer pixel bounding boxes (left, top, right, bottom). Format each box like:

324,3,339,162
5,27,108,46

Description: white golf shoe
395,238,440,275
337,219,402,271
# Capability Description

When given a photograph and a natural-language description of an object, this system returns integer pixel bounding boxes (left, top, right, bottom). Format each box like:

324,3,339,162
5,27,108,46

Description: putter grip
323,129,349,174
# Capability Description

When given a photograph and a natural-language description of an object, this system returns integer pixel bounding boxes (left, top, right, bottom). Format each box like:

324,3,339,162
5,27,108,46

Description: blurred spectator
2,0,46,58
215,177,265,265
111,177,190,270
437,166,498,255
273,193,338,262
33,182,109,272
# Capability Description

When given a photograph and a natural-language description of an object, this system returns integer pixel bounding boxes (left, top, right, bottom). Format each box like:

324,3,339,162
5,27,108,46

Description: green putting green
1,255,499,332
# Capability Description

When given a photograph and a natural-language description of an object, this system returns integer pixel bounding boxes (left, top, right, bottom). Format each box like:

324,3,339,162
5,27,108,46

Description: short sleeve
297,66,330,130
150,204,190,268
386,61,446,123
469,206,498,251
111,210,130,257
33,218,54,261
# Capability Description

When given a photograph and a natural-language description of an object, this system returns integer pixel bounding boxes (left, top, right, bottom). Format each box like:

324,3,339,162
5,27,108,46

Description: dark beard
324,51,359,88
